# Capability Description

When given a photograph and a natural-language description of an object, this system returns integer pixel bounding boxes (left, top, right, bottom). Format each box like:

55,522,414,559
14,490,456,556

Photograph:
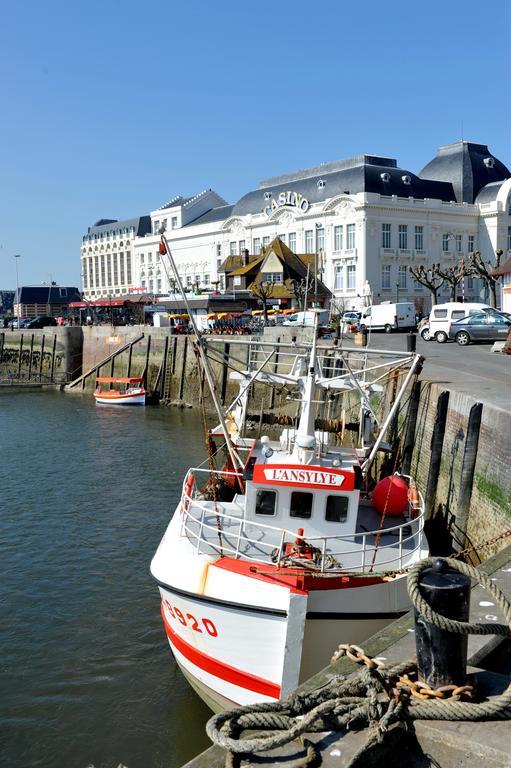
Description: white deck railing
178,468,426,574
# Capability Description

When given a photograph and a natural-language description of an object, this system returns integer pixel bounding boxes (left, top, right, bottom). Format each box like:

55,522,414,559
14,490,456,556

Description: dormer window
317,179,326,189
402,175,411,185
171,217,178,229
264,191,272,200
380,172,391,182
484,157,495,168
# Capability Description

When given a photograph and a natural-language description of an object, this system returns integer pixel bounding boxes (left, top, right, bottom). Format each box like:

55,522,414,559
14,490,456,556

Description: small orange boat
94,377,146,406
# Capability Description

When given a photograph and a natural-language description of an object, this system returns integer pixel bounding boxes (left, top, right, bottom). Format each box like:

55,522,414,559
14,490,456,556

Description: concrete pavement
340,331,511,411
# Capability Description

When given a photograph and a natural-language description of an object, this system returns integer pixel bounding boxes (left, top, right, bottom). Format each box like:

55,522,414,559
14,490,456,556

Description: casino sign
264,190,310,217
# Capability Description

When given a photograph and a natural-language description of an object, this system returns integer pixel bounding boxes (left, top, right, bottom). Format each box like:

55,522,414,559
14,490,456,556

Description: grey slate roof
16,286,82,304
474,180,506,205
419,141,510,204
87,216,152,237
231,155,456,216
183,204,235,227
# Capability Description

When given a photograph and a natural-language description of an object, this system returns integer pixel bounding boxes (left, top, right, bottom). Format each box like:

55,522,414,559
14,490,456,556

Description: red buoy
372,475,408,517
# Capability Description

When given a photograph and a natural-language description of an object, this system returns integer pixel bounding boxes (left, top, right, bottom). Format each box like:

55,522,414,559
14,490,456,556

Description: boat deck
180,496,423,573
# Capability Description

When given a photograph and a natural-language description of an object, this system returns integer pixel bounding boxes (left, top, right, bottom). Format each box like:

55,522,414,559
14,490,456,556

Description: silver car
448,312,511,345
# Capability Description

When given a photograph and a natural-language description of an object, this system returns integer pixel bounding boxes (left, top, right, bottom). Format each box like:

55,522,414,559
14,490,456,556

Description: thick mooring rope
206,557,511,767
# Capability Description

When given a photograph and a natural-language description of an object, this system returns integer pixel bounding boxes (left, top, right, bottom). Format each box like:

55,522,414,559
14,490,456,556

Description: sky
0,0,509,289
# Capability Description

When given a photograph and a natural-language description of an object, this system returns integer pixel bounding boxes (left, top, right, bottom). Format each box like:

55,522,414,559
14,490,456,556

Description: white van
283,309,330,327
427,302,492,343
359,302,415,333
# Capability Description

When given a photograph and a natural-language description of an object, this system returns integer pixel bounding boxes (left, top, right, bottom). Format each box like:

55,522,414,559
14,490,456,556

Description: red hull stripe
160,604,281,699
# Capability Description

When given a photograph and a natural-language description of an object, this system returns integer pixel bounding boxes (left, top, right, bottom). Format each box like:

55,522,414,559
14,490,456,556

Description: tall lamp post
14,254,21,328
396,281,400,303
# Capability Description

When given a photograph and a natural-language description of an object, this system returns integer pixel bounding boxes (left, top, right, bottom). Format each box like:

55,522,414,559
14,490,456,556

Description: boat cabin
95,376,145,393
241,434,361,539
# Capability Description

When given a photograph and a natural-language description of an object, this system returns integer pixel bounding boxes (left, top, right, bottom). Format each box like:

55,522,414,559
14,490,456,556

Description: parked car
427,302,492,343
9,317,31,328
26,315,57,329
341,311,361,325
449,312,511,345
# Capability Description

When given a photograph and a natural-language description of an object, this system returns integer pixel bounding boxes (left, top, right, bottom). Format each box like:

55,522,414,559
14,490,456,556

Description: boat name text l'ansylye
263,468,344,486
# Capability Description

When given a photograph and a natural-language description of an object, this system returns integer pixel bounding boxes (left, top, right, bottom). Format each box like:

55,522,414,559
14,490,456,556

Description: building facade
81,141,511,310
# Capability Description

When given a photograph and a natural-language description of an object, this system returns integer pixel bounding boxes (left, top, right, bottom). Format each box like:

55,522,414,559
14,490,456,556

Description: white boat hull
94,391,146,405
155,565,410,712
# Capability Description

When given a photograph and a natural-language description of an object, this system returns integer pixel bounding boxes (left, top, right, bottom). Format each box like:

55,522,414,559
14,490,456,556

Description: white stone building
81,142,511,310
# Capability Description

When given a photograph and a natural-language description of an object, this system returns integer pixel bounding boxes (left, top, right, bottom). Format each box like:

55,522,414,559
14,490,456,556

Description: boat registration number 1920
163,598,218,637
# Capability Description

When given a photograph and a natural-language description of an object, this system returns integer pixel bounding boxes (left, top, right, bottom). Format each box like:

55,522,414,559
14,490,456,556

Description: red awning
68,300,127,308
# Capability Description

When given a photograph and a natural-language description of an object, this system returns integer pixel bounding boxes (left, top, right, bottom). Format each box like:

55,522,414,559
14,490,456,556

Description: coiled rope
206,556,511,767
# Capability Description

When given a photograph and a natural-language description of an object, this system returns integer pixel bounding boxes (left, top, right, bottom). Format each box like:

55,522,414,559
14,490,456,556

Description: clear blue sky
0,0,509,289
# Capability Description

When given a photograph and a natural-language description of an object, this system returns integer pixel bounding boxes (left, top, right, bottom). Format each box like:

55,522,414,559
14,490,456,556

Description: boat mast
159,228,244,472
292,317,319,459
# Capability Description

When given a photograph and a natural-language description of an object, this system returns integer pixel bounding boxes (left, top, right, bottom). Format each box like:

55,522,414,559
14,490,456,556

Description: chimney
242,248,249,266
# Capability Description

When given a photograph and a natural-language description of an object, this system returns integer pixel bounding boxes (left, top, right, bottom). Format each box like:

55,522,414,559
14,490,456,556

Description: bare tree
288,276,315,311
435,262,465,301
409,264,445,306
250,280,275,324
468,250,503,308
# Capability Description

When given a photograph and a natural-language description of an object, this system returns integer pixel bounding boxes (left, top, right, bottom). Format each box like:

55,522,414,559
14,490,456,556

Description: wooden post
110,353,115,378
143,335,151,390
0,332,4,363
402,380,422,475
126,341,133,378
424,390,450,519
160,334,169,398
50,334,57,382
172,335,178,374
28,334,34,380
270,336,280,409
178,336,188,401
17,333,24,379
455,402,483,552
220,342,230,405
39,334,45,381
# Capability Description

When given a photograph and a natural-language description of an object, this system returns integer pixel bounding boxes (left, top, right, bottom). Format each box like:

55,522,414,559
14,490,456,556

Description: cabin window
290,491,313,519
255,490,277,516
325,495,349,523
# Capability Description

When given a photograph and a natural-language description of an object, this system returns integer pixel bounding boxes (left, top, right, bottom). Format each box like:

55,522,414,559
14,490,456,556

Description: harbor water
1,391,211,768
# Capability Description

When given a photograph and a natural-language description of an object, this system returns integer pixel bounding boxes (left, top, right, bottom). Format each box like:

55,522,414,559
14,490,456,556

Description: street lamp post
396,282,400,303
14,254,21,328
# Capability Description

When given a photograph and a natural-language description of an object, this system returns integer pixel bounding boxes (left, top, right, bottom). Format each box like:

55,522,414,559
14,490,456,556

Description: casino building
80,141,511,310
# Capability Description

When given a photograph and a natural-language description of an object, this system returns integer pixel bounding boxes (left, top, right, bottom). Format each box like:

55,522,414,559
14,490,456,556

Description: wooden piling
424,390,450,519
178,336,188,401
172,335,178,374
142,335,151,390
220,342,230,405
455,402,483,552
126,340,133,378
160,335,169,398
402,380,422,475
0,332,4,363
39,334,45,381
50,334,57,382
270,336,280,410
17,333,24,379
28,334,34,380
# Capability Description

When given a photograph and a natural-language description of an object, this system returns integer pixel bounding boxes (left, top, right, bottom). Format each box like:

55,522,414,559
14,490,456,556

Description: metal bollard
414,558,470,688
407,332,417,353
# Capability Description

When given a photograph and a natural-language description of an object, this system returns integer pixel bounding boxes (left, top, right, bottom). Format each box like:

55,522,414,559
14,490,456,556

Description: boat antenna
158,227,244,472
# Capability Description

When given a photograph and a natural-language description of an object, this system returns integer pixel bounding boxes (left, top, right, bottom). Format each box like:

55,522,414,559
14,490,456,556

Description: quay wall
0,327,83,383
408,381,511,559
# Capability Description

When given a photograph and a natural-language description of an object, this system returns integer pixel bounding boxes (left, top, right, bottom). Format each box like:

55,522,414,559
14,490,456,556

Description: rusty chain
331,643,474,702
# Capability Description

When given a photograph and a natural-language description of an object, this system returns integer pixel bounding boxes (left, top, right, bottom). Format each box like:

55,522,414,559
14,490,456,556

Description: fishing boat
150,229,427,712
93,376,146,405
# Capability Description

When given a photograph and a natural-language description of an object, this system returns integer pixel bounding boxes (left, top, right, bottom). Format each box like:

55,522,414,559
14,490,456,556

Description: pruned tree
435,262,466,301
468,250,503,308
288,276,315,311
249,280,275,324
409,264,445,306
